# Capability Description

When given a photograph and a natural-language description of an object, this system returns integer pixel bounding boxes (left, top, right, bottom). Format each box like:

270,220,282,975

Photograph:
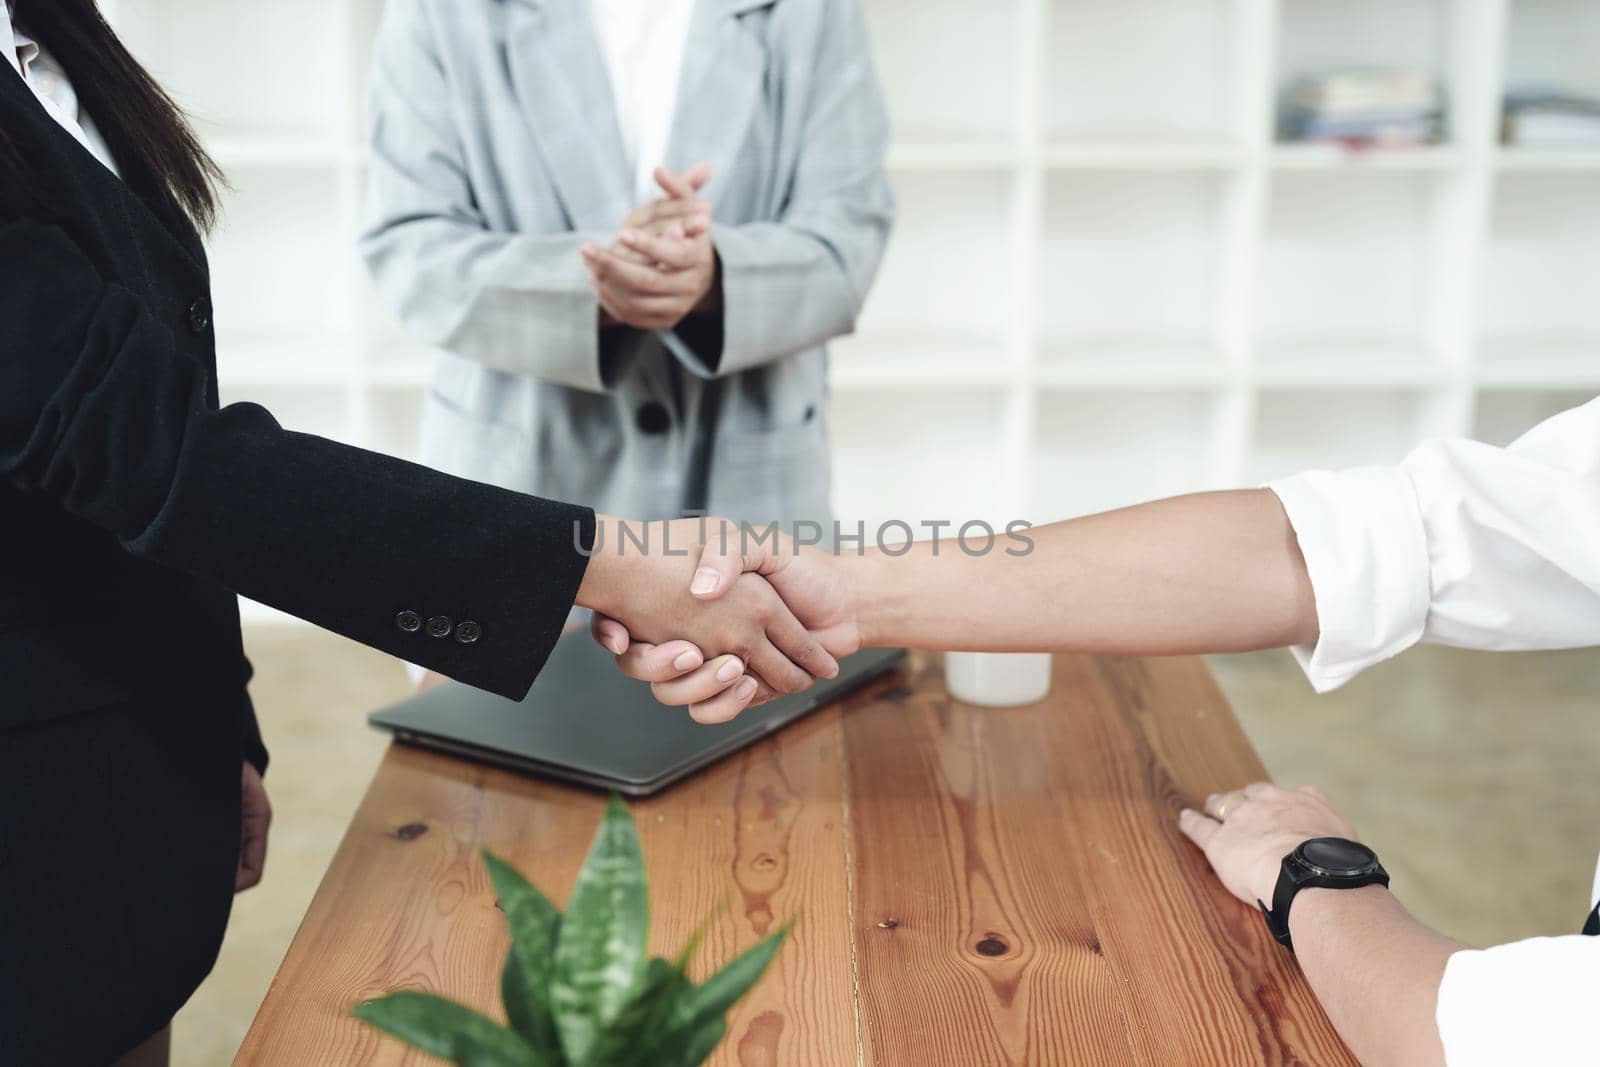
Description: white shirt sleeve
1268,396,1600,693
1436,936,1600,1067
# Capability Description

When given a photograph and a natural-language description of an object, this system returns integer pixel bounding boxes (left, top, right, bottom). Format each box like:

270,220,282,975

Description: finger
590,613,631,656
590,275,685,329
609,238,655,266
618,229,700,271
746,636,813,695
680,212,711,239
683,160,712,191
589,248,680,296
652,654,746,706
1243,782,1277,800
237,821,267,891
1177,808,1220,850
688,674,760,725
1298,784,1329,800
635,195,708,227
1203,791,1244,820
655,162,707,200
765,606,840,680
616,639,706,683
691,518,758,601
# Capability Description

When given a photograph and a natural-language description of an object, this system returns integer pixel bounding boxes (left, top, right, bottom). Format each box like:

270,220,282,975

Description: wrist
852,548,898,648
574,515,636,618
1288,883,1399,950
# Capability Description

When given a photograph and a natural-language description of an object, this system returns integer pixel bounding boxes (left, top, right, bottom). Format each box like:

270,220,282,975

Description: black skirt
0,694,241,1065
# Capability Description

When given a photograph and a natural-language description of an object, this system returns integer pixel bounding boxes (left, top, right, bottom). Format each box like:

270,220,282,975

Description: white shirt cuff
1437,938,1600,1066
1268,467,1433,692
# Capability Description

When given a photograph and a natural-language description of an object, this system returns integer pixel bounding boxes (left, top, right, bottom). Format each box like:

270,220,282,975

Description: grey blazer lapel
505,0,632,229
666,0,778,206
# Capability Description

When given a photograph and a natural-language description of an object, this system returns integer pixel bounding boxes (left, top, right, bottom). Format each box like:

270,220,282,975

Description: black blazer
0,67,596,743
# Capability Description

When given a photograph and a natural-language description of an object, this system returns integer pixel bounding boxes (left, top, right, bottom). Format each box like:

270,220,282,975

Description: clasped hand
581,519,859,723
582,162,719,331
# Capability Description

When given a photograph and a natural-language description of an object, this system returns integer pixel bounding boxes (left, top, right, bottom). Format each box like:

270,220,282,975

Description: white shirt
3,2,118,176
1269,396,1600,1066
589,0,696,206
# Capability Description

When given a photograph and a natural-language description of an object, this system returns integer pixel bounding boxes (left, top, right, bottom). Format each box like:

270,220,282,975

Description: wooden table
238,653,1357,1066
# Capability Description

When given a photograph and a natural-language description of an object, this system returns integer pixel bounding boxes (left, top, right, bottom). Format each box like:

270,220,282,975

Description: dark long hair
1,0,222,230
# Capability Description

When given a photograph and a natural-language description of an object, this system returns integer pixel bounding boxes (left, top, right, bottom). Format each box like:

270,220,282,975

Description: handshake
574,516,863,724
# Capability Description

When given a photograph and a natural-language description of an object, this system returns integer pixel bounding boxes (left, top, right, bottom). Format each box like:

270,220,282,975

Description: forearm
1290,886,1459,1067
363,219,621,391
853,489,1319,655
700,218,881,377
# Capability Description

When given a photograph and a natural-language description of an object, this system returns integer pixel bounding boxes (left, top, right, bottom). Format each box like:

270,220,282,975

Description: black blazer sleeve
0,218,595,701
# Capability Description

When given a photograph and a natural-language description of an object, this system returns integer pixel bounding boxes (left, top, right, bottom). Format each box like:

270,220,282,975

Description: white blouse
2,3,118,176
589,0,696,206
1270,396,1600,1066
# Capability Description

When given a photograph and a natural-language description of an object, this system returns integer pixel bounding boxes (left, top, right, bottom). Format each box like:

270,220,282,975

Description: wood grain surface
237,653,1357,1066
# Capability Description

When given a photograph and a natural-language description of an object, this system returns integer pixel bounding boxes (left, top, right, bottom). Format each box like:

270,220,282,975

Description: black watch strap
1257,838,1389,954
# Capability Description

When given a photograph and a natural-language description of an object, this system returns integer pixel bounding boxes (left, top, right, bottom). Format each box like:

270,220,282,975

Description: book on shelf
1279,70,1444,147
1503,88,1600,149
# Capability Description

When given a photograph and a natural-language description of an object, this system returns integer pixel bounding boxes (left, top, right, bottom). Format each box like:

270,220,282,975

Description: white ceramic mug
944,651,1053,707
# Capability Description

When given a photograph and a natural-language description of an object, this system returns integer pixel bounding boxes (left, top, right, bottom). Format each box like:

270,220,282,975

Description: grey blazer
359,0,893,525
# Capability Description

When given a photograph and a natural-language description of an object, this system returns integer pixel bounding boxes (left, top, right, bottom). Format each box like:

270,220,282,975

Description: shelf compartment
1028,389,1216,519
1249,388,1431,484
1269,144,1464,172
215,340,352,389
1472,388,1597,447
887,141,1019,172
1046,0,1236,144
367,385,427,461
115,0,348,142
829,335,1010,391
207,164,354,345
857,171,1014,344
866,0,1018,147
1503,0,1600,113
1481,173,1600,352
1494,148,1600,173
1043,141,1243,171
1254,342,1445,388
1040,171,1226,354
1034,342,1226,389
1275,0,1458,148
1475,340,1600,389
829,389,1013,528
1257,170,1443,357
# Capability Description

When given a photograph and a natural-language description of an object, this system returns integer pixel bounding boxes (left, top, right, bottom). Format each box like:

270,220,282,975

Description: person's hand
1177,782,1360,906
613,161,712,254
576,517,841,706
594,523,863,722
237,760,271,892
584,164,719,330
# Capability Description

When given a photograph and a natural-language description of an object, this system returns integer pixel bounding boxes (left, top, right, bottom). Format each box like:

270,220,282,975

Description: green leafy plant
355,795,790,1067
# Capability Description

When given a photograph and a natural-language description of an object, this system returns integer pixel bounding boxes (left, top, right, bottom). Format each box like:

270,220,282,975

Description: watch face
1298,837,1377,875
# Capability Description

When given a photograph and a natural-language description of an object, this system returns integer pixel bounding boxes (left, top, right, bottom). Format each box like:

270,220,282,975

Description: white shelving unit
106,0,1600,550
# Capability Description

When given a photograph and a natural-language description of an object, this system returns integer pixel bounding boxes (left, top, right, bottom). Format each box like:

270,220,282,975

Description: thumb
688,519,782,600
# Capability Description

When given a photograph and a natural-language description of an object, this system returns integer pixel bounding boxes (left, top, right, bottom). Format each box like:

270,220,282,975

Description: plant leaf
675,922,792,1031
580,957,693,1067
354,991,548,1067
483,851,563,1056
624,924,793,1067
551,795,650,1065
674,1015,729,1067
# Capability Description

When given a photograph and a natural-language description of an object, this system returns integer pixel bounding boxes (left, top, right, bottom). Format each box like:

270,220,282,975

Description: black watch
1257,837,1389,953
